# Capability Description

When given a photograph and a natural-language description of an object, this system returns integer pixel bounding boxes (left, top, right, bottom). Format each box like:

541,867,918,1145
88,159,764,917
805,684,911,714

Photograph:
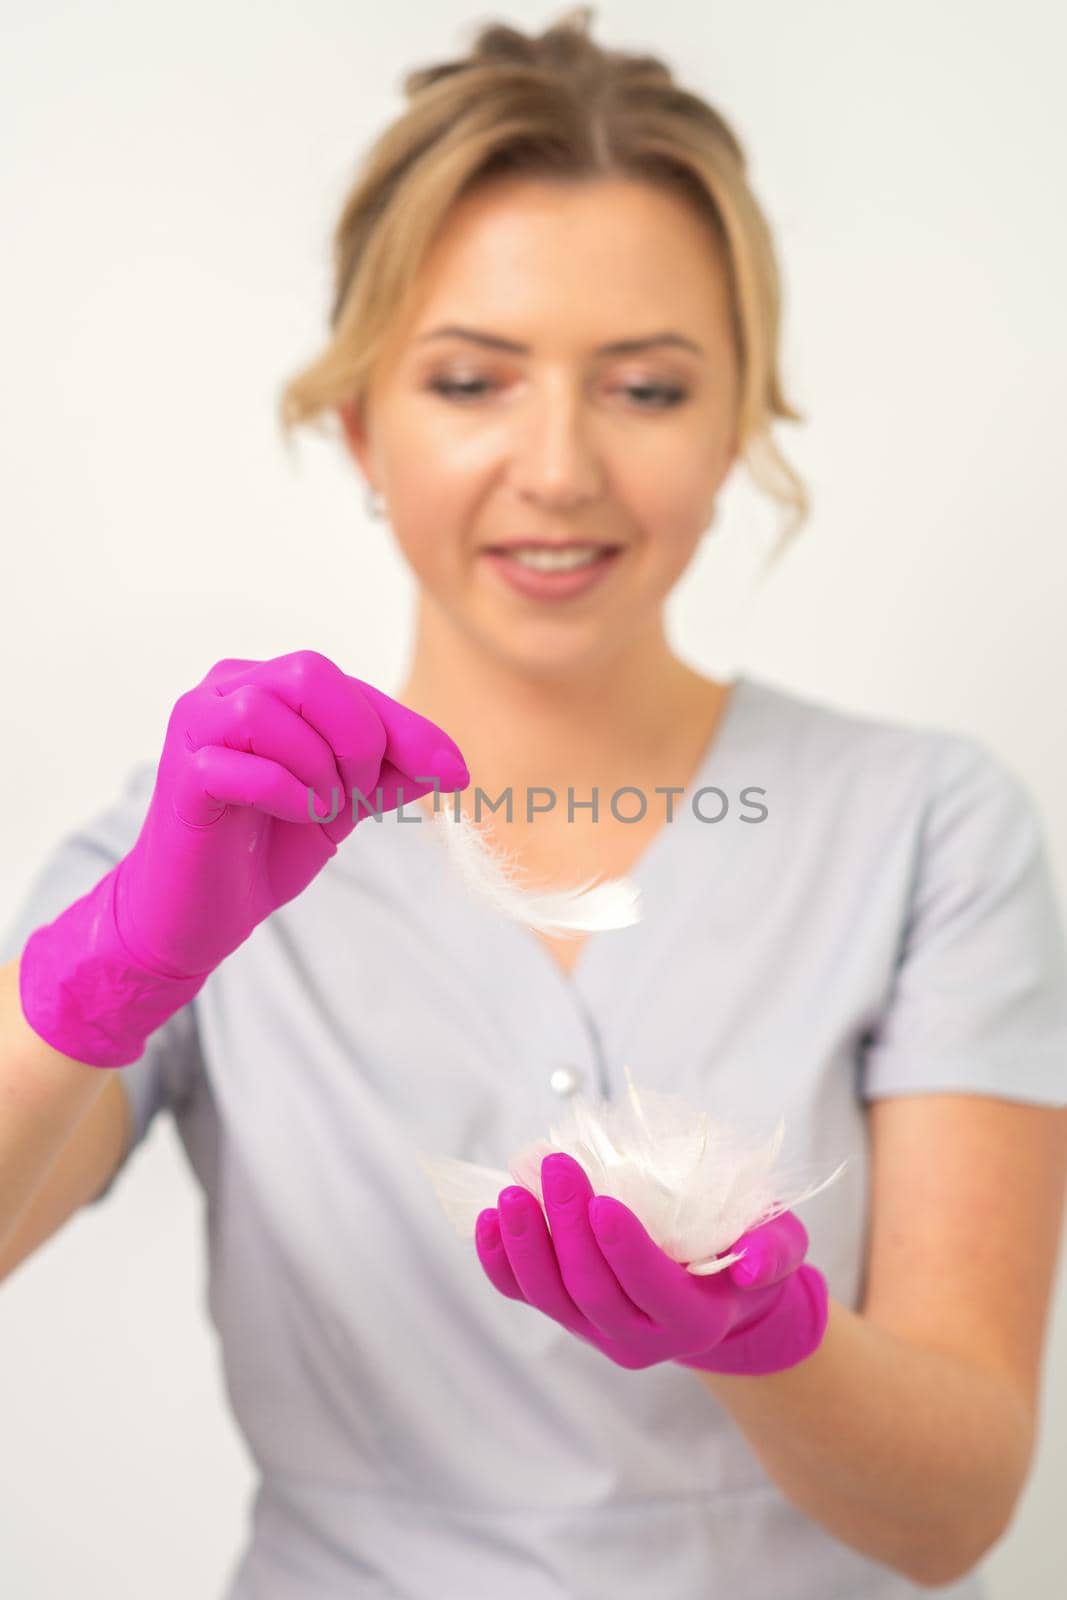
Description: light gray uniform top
6,672,1067,1600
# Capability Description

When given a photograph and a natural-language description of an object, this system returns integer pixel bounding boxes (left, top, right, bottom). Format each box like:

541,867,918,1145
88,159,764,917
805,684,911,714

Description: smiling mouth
482,540,622,547
486,547,617,572
478,545,624,601
481,542,622,571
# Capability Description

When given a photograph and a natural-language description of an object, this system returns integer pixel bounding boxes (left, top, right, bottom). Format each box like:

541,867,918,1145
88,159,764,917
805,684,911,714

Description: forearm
0,956,108,1254
691,1297,1033,1587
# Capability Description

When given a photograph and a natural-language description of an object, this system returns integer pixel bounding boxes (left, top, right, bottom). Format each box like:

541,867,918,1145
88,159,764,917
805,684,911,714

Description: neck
395,595,723,795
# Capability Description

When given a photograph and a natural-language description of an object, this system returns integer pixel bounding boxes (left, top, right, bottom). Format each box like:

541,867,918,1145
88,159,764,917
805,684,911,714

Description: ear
337,397,372,478
718,427,740,484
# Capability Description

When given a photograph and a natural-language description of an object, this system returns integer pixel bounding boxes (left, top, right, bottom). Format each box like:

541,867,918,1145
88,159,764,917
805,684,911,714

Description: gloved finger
474,1209,527,1302
311,765,450,846
348,674,468,791
539,1154,655,1341
475,1204,650,1369
172,746,333,827
185,683,346,818
198,653,468,825
727,1210,810,1289
495,1182,601,1341
586,1195,726,1346
219,652,390,797
355,760,457,820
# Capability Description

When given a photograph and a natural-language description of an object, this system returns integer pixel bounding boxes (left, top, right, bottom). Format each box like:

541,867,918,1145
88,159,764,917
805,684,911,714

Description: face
340,176,741,677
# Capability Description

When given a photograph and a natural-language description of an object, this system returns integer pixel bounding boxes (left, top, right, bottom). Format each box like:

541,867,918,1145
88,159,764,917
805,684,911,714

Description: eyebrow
414,324,706,358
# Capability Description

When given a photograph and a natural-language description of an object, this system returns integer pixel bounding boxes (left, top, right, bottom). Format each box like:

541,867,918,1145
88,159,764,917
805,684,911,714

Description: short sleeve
860,733,1067,1106
0,761,206,1201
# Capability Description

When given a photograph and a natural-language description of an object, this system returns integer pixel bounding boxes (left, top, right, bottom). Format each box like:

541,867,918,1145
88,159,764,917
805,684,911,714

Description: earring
364,484,386,520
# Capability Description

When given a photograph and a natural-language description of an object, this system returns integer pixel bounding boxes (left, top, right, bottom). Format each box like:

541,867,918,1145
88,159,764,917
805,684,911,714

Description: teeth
503,545,607,572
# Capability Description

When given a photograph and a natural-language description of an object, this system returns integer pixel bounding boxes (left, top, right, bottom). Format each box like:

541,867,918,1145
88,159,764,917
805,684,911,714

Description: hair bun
472,9,595,68
403,6,603,100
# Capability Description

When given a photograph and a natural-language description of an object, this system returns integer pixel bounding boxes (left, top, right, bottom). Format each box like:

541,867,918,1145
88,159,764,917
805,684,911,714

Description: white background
2,1,1065,1594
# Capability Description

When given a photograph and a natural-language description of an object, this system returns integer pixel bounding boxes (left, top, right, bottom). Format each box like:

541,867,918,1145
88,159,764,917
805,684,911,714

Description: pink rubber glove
475,1151,829,1376
19,650,468,1068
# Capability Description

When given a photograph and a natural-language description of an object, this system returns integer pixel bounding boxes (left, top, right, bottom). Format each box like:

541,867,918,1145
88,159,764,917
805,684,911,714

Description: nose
507,374,604,516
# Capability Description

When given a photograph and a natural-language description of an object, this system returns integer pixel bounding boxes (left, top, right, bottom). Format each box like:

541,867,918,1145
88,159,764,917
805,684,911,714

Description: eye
426,377,689,409
624,384,687,410
427,377,491,401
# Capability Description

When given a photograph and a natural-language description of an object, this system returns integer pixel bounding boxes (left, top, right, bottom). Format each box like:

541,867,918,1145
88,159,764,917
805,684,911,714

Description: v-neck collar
528,671,756,994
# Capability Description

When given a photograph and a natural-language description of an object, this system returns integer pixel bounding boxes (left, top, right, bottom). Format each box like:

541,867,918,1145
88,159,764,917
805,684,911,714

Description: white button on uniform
549,1064,584,1098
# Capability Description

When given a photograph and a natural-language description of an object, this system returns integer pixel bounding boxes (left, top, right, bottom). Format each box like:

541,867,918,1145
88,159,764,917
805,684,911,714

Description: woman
3,10,1066,1598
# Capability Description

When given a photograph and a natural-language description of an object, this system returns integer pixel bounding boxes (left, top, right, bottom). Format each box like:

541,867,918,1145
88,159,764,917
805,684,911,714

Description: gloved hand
474,1151,829,1376
19,650,468,1068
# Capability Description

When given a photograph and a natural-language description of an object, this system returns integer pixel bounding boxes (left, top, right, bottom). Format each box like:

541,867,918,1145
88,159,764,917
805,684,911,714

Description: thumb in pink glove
474,1151,828,1376
19,650,468,1068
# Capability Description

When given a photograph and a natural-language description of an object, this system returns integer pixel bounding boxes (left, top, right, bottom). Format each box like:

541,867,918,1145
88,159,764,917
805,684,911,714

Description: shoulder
739,673,933,771
740,673,1032,820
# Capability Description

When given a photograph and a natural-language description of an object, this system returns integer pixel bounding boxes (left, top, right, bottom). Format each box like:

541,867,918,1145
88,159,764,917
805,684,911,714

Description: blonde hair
278,6,809,566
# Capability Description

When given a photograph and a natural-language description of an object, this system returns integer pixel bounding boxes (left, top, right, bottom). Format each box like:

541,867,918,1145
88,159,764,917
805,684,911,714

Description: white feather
427,800,642,935
417,1065,848,1276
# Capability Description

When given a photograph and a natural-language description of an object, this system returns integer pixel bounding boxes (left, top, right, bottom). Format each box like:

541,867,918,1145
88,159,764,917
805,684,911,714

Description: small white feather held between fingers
428,802,642,935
